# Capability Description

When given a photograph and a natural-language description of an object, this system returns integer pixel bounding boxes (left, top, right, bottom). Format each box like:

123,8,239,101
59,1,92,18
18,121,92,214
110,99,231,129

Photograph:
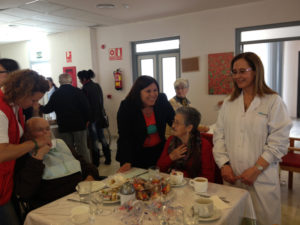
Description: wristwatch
255,163,264,172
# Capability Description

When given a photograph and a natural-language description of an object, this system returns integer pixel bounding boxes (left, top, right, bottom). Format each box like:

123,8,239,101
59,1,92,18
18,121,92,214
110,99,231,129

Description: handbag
98,109,109,128
95,83,109,128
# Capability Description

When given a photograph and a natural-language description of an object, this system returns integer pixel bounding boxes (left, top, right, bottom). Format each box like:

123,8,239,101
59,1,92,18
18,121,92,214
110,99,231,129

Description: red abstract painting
208,52,234,95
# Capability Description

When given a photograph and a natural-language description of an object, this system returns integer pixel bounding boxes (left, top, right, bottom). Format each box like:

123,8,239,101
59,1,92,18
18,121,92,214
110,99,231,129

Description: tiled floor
99,119,300,224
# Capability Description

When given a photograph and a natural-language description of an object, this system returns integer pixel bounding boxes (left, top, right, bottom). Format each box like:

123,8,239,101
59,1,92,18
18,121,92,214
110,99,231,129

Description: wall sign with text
109,48,122,60
66,51,72,63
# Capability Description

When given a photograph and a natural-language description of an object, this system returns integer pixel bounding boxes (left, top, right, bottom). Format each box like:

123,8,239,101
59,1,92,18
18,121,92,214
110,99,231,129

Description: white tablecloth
24,168,256,225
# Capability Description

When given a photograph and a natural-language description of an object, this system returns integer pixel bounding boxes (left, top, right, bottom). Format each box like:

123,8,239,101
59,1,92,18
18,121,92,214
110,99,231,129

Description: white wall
1,0,300,136
0,41,30,69
0,28,95,87
282,40,300,118
48,28,94,86
96,0,300,135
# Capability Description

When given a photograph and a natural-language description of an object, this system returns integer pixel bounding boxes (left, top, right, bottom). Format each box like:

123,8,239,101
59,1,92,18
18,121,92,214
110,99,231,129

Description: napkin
210,195,231,210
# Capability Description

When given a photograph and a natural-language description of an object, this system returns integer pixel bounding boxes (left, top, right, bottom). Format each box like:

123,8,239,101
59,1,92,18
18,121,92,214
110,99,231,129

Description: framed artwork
63,66,77,87
182,57,199,72
208,52,234,95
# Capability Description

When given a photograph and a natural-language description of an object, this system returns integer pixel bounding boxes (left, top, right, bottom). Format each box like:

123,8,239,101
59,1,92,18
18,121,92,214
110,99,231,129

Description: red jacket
157,134,215,182
0,90,24,205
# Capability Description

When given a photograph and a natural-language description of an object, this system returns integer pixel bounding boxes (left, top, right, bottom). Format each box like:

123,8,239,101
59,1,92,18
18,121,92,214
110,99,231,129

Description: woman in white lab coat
213,52,292,225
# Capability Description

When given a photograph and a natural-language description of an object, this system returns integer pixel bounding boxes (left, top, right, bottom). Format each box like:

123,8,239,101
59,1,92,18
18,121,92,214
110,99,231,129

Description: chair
201,133,223,184
280,137,300,190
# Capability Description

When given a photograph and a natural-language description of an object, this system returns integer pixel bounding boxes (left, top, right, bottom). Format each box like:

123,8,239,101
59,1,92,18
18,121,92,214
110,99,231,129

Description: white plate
197,208,222,222
170,179,187,187
75,181,106,193
103,198,120,204
105,174,127,188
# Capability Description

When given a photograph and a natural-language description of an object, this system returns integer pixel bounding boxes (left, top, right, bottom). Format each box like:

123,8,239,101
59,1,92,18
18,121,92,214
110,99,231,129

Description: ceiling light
96,3,115,9
122,4,129,9
26,0,40,4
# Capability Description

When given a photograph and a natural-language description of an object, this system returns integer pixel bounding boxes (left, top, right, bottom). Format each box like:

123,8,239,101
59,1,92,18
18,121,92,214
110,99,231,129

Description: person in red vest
0,69,50,225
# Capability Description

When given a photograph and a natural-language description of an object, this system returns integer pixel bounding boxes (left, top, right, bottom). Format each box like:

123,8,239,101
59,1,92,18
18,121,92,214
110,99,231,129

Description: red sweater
0,90,24,205
157,134,215,182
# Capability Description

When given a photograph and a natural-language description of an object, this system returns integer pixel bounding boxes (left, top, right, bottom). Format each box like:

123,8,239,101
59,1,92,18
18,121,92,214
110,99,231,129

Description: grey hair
176,106,201,132
174,78,189,89
59,73,72,85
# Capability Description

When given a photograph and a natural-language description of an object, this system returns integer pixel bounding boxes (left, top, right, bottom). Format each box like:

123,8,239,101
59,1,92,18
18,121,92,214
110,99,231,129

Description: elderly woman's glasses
172,120,185,126
230,68,252,76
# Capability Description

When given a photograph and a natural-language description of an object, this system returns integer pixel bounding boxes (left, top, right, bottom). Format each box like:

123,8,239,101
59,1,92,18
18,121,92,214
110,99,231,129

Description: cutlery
67,199,89,204
133,171,148,178
196,193,230,203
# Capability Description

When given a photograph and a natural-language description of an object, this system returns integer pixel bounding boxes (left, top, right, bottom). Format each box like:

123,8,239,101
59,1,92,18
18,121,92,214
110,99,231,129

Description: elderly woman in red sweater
157,107,215,181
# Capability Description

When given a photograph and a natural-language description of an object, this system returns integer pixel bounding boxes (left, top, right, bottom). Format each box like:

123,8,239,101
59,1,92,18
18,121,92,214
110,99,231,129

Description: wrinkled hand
221,165,238,184
118,163,131,173
169,144,187,161
237,166,260,186
32,145,51,160
36,134,52,147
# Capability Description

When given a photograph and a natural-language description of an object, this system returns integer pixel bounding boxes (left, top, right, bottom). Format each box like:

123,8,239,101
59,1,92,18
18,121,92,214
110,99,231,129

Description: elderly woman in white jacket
213,52,292,225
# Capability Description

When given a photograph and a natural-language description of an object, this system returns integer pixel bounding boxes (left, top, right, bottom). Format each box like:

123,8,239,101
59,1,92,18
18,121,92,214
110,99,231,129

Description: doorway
132,37,180,99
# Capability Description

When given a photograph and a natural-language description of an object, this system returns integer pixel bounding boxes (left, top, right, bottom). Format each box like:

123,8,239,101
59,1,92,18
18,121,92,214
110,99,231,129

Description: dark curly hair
77,69,95,81
3,69,49,103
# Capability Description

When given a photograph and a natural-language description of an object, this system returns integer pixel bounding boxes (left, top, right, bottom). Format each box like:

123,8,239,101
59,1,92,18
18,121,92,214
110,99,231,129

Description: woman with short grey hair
166,78,191,138
170,78,190,109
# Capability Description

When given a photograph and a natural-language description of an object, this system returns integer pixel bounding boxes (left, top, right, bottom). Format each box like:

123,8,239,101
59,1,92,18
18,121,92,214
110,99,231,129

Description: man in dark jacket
40,73,92,163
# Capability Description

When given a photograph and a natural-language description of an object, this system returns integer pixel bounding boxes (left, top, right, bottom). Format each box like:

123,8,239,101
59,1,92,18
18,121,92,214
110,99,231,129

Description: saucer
170,178,187,187
75,181,106,193
197,208,222,222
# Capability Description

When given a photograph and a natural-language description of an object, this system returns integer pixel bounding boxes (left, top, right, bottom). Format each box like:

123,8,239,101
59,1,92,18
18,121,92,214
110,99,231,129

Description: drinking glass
77,181,92,202
148,166,160,180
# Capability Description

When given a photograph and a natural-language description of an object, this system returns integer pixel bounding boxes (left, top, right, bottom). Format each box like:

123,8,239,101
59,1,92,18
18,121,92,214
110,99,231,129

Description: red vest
0,90,24,205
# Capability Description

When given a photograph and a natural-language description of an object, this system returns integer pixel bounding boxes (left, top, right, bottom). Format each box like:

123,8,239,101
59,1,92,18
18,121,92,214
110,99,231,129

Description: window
236,21,300,118
132,37,180,99
28,37,51,77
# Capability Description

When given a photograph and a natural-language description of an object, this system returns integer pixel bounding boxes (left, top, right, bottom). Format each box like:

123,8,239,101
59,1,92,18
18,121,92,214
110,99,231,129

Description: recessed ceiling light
26,0,40,4
122,4,129,9
96,3,115,9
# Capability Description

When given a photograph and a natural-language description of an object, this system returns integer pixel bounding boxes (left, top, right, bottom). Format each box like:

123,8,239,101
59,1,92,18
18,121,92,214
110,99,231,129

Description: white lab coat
213,92,292,225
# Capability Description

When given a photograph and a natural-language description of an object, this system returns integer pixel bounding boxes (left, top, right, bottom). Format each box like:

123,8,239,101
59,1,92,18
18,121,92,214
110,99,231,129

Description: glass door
159,53,179,99
137,55,156,78
137,53,179,99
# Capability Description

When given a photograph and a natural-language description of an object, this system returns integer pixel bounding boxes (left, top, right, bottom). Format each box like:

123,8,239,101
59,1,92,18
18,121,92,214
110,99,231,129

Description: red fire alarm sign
109,48,122,60
66,51,72,63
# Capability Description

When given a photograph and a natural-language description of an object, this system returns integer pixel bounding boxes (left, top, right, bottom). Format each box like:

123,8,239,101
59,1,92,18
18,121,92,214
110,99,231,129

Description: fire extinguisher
113,68,122,90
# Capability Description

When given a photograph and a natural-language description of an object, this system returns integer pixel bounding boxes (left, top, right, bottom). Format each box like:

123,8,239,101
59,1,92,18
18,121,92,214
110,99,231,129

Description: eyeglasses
172,120,185,126
230,68,252,76
0,71,8,74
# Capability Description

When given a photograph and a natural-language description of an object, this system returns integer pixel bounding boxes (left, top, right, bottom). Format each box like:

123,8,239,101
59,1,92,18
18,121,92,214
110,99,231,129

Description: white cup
70,205,89,224
193,197,214,218
189,177,208,193
170,171,183,185
77,181,92,202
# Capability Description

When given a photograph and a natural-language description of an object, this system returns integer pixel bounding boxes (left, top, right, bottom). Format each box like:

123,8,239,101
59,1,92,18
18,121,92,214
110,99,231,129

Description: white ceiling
0,0,263,44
